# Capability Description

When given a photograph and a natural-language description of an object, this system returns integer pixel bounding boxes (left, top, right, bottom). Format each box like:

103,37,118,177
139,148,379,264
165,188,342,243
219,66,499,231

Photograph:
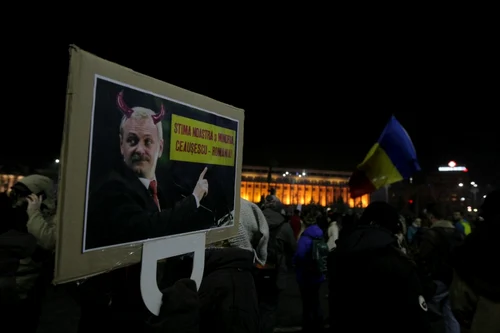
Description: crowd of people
1,174,499,333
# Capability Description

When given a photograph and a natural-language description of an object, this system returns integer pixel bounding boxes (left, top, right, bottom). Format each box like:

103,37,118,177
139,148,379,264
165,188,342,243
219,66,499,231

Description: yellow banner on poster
170,114,236,167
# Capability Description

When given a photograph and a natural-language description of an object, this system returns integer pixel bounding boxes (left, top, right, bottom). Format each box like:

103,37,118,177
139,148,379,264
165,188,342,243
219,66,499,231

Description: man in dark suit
85,91,209,250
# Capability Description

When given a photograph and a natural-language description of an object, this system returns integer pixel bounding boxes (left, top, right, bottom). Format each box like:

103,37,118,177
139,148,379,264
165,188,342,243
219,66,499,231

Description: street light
55,159,60,164
458,183,463,187
460,197,465,201
470,181,475,185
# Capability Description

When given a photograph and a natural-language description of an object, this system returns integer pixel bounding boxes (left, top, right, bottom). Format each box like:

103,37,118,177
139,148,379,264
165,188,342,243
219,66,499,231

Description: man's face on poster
120,115,163,179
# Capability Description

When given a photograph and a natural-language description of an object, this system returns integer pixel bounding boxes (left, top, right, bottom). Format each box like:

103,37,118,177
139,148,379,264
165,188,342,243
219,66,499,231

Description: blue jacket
294,224,325,285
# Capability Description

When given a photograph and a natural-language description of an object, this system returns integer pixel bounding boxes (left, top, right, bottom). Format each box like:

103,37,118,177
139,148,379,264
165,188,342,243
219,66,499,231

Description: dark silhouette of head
359,201,402,234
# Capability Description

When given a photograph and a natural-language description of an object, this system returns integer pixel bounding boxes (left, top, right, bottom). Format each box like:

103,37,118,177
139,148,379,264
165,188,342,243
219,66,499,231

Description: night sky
2,39,498,186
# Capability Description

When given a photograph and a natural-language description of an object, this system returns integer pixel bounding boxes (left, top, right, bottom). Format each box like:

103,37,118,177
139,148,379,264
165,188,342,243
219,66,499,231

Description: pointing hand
193,167,209,203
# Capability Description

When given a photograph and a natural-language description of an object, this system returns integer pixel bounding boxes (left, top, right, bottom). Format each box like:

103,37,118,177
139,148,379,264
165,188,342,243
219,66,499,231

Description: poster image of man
84,76,238,251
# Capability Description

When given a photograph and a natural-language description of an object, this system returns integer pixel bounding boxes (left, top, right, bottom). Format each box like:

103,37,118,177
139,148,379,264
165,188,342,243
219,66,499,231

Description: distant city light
460,197,465,201
473,208,478,212
439,166,467,172
55,159,60,164
448,161,456,168
458,183,463,187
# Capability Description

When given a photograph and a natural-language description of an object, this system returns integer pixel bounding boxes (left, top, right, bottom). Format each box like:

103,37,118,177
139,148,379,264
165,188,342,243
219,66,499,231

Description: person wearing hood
328,201,431,333
6,175,58,332
450,190,500,333
294,207,327,332
11,175,57,251
10,175,57,294
228,198,269,265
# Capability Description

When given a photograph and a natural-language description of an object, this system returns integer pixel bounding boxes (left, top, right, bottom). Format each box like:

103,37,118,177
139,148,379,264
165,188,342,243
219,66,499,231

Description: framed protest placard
54,45,244,284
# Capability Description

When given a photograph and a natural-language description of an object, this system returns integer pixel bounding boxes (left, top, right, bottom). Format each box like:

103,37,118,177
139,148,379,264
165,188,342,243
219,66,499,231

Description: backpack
266,221,286,267
310,237,330,274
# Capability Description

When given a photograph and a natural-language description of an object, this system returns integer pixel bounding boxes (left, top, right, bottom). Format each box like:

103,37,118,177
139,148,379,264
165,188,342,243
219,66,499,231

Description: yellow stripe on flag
357,143,403,190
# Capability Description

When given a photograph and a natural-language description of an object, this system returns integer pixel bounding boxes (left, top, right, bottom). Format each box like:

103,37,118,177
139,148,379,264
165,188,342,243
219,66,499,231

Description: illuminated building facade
241,166,369,208
0,174,24,193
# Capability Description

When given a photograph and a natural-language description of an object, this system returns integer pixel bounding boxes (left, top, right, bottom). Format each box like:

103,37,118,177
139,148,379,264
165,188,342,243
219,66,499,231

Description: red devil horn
117,91,134,118
151,104,166,124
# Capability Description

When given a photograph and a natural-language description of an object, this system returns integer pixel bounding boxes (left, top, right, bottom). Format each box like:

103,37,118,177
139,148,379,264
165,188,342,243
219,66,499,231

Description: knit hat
263,195,283,213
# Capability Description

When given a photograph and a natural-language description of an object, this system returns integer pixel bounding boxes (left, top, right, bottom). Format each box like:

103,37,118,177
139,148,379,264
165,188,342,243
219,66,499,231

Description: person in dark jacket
418,203,462,333
450,190,500,333
294,214,326,333
258,195,296,333
328,202,430,333
198,247,259,333
0,192,37,318
148,278,200,333
0,193,36,326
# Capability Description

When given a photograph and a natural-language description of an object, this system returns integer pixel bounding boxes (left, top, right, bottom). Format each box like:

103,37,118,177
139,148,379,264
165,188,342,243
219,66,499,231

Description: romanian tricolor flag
349,116,420,198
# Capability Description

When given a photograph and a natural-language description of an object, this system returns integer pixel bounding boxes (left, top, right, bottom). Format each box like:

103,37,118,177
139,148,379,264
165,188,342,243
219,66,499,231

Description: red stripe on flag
349,169,376,198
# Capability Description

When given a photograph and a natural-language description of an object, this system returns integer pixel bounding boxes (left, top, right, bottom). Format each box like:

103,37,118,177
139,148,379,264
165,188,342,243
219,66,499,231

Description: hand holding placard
193,167,209,203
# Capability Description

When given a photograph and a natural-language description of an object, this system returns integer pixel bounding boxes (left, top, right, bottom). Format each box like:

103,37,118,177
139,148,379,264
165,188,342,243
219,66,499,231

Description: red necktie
149,180,160,211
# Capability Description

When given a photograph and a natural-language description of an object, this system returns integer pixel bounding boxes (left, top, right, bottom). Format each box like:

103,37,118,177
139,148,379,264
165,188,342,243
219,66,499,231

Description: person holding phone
9,175,56,251
8,174,57,332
